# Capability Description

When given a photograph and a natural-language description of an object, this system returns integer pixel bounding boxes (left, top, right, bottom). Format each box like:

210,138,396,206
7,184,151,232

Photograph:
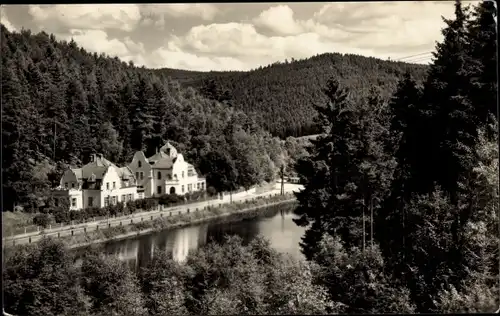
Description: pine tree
423,0,478,202
294,79,365,258
467,0,498,137
131,75,156,153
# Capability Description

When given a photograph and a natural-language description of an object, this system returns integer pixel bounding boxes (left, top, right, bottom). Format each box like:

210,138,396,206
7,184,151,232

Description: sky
0,2,477,72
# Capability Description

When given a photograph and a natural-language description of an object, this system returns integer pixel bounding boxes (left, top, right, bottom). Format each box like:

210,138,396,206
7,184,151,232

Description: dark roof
72,156,118,180
148,151,169,163
118,166,135,180
152,157,174,169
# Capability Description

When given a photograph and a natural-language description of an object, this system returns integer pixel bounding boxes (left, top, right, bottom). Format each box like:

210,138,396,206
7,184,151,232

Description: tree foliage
1,25,287,212
294,1,498,313
156,53,428,138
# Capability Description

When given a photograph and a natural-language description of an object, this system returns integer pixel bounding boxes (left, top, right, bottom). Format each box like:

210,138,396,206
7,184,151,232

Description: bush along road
3,184,302,247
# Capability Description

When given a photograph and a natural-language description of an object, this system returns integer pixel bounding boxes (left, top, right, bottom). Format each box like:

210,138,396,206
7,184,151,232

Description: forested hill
1,25,284,212
155,54,430,137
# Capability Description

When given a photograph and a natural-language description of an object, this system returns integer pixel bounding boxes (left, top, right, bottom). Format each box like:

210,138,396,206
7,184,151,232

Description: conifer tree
294,79,366,258
467,0,498,137
423,0,477,201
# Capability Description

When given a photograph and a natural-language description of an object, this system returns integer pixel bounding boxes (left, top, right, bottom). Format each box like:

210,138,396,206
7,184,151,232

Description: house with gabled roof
53,153,139,210
128,141,206,199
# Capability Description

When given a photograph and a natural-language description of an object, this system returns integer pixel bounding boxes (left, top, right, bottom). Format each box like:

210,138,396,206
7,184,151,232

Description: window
138,160,142,168
167,174,172,180
157,186,162,194
201,182,205,190
104,197,110,206
71,198,76,207
112,196,117,205
71,182,75,188
182,185,184,193
188,184,192,192
128,194,133,201
113,182,116,189
64,182,68,189
121,195,125,202
106,182,109,190
157,171,162,180
197,183,200,189
136,172,139,179
88,197,93,207
140,172,144,180
182,171,185,178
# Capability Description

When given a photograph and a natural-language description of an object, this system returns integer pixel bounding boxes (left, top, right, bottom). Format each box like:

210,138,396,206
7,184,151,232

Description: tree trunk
362,204,366,253
370,196,374,248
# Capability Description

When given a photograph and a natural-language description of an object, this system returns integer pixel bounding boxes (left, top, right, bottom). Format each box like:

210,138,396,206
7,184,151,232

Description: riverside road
3,184,303,247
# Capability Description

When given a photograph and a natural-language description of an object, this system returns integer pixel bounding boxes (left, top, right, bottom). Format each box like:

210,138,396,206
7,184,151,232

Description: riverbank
4,193,298,250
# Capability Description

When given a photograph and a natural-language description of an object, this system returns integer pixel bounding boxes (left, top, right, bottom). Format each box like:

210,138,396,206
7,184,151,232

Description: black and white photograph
1,1,498,315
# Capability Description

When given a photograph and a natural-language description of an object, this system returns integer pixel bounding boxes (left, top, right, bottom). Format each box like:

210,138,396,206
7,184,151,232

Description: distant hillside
155,54,429,138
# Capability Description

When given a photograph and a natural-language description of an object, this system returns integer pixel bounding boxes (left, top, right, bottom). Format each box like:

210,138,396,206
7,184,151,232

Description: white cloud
140,4,219,24
253,5,303,35
1,7,17,32
56,29,146,66
150,46,246,71
164,22,383,70
22,2,470,71
28,4,142,32
310,2,457,52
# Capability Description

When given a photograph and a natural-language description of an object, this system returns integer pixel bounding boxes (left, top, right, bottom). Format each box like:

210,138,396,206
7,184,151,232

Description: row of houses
53,142,206,210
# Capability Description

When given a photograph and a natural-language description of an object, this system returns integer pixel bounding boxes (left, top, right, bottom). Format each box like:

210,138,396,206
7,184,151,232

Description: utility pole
53,121,57,161
280,164,285,195
362,206,366,253
370,196,374,248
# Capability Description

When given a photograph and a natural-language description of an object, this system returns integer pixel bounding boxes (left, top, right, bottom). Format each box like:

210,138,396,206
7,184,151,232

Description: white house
128,142,206,199
53,154,139,210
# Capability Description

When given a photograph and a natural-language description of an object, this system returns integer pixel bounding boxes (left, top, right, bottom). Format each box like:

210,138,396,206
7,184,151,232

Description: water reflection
76,203,305,270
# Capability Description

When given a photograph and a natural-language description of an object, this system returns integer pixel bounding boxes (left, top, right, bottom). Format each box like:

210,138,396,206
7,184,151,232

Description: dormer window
71,183,75,188
138,161,142,168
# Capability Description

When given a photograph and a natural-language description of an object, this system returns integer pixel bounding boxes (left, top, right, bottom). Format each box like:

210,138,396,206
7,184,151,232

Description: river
75,203,306,270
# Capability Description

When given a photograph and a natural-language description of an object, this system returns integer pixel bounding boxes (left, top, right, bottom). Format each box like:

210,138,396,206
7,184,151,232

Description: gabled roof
160,141,178,158
152,157,175,169
118,166,136,180
71,168,83,179
148,151,169,163
72,156,118,181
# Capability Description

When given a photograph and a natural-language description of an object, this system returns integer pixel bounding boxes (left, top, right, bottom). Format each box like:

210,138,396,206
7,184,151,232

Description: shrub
185,190,205,201
158,194,184,206
33,213,51,228
126,200,137,213
206,186,217,197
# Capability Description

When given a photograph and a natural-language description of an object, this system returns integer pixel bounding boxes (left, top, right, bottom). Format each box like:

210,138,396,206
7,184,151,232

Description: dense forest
294,0,498,313
2,1,498,315
1,24,303,213
156,53,429,137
